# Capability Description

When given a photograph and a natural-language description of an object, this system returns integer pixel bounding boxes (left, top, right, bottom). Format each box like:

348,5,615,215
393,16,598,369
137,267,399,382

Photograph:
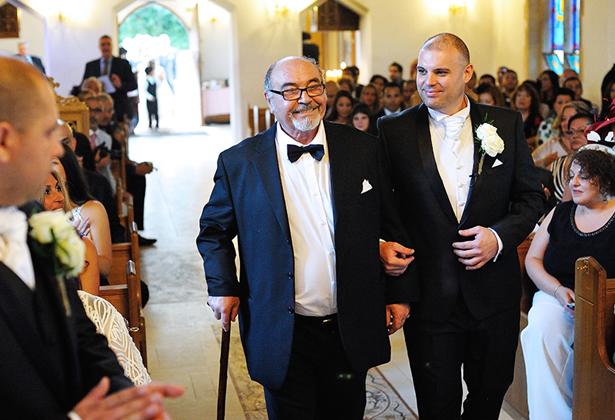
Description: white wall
9,0,613,142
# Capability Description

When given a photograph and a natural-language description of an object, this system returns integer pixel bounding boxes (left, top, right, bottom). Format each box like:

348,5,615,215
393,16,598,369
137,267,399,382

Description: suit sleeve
377,138,420,304
116,59,138,93
490,112,546,252
196,153,241,297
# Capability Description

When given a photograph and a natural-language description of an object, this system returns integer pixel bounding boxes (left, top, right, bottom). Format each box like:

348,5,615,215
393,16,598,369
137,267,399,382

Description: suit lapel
459,102,489,226
252,124,291,241
416,105,458,225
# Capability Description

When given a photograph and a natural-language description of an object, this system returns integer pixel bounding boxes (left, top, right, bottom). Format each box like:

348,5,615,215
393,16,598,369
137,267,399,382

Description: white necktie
0,207,35,290
445,115,466,157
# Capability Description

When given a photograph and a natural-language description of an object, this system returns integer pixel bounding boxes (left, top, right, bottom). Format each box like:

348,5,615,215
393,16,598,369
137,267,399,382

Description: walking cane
217,324,231,420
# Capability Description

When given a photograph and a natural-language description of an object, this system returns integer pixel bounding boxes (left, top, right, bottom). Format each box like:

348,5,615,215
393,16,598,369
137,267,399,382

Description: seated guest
59,122,126,244
369,74,388,106
360,83,381,116
533,100,589,169
97,95,156,244
81,76,102,95
389,62,405,89
42,171,100,296
563,76,598,112
476,82,506,107
324,80,340,115
551,112,595,202
478,73,496,86
85,96,116,191
373,82,404,120
337,76,355,95
403,79,417,109
512,82,543,152
536,88,574,146
537,70,560,112
350,103,378,136
325,90,354,125
521,147,615,420
500,68,518,107
55,146,113,281
464,69,478,101
342,65,363,98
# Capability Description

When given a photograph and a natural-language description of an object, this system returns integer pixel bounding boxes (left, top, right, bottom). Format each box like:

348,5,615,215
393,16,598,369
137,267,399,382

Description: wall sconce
449,1,467,15
268,1,295,18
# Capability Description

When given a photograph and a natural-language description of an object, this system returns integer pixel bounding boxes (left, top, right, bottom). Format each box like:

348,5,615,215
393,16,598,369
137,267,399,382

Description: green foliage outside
119,4,189,50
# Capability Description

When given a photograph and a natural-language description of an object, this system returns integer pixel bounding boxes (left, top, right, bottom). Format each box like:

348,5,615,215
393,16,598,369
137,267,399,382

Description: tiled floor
128,125,522,419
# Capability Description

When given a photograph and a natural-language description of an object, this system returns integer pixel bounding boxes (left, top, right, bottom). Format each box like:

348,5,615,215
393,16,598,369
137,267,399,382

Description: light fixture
449,1,467,15
268,1,295,18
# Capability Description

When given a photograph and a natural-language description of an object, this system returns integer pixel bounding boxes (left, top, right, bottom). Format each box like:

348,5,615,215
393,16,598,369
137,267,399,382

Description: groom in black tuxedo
0,57,183,419
197,56,416,419
378,34,545,419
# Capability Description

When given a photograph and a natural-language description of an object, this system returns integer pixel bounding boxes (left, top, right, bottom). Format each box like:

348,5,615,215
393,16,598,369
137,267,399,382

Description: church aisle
127,125,520,420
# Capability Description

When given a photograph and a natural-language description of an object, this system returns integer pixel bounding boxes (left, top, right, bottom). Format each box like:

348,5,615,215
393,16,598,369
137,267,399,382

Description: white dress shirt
275,122,337,317
0,206,36,290
427,99,503,258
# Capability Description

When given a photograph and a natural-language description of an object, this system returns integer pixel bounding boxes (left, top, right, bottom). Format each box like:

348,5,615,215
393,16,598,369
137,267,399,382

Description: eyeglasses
269,84,325,101
564,128,588,136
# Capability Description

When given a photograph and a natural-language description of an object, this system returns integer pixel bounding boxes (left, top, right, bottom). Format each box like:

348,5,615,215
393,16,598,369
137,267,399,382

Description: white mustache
292,105,319,114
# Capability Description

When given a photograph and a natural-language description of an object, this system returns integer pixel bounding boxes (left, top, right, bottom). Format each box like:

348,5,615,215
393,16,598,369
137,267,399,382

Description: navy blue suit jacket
197,121,416,389
378,102,545,323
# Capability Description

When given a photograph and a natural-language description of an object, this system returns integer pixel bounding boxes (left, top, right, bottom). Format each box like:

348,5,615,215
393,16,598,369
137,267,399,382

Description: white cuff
67,411,83,420
488,227,503,262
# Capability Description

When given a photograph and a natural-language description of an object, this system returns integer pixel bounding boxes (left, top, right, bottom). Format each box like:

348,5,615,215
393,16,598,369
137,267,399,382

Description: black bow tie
287,144,325,163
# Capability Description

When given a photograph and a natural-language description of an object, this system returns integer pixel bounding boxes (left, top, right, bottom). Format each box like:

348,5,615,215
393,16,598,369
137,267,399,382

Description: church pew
108,221,140,287
99,260,147,367
572,257,615,420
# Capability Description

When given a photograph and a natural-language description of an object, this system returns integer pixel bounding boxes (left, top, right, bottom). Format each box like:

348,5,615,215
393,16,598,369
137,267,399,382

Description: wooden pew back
572,256,615,420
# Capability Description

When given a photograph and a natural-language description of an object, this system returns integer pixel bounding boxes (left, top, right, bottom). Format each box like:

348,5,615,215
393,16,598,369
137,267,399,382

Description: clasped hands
72,377,184,420
379,225,498,274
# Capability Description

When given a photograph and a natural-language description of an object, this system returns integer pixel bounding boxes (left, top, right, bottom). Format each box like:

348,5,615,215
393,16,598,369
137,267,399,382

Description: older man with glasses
197,56,417,420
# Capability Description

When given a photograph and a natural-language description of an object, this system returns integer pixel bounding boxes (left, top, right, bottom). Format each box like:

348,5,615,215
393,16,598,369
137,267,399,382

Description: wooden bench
99,260,147,367
572,256,615,419
248,105,275,136
108,221,140,286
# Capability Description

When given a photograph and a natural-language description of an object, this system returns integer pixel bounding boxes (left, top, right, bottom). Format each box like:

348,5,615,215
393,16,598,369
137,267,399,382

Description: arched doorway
118,2,201,133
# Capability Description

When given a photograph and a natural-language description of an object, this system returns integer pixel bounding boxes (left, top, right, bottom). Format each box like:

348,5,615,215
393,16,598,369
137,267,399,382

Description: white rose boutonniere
475,116,505,175
28,211,86,316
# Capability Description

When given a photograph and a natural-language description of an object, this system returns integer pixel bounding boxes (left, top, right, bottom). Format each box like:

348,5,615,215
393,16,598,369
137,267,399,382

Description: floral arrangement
475,116,505,175
28,211,86,316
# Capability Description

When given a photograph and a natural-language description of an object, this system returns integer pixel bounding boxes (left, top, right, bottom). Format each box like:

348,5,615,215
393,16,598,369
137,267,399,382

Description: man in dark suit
16,42,45,74
0,56,182,419
197,56,416,419
378,34,545,420
82,35,137,123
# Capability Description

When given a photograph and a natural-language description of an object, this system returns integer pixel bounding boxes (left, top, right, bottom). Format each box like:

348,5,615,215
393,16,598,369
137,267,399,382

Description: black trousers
125,167,146,230
405,295,519,420
264,314,367,420
146,100,159,128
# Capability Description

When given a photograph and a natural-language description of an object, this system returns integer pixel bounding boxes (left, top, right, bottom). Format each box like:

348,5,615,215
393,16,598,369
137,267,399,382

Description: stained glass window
547,0,580,75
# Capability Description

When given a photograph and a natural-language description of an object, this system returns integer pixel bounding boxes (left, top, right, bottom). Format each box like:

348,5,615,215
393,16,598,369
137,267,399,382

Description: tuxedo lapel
0,261,72,406
252,124,291,241
459,102,491,226
416,105,458,225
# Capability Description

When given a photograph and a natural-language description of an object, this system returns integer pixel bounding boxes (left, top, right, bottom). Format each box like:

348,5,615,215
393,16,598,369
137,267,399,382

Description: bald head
421,33,470,67
0,57,52,131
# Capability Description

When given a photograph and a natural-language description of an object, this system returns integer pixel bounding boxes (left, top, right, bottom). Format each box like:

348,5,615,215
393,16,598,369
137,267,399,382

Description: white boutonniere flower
28,211,86,316
475,117,504,175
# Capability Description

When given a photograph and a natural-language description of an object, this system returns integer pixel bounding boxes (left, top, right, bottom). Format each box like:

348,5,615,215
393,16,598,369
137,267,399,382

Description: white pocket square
361,179,372,194
492,159,503,168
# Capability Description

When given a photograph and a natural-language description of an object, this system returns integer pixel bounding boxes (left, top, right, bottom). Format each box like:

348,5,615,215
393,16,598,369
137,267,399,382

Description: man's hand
207,296,240,331
452,226,498,270
379,242,415,276
386,303,410,335
94,150,111,169
135,162,154,176
72,377,184,420
110,73,122,89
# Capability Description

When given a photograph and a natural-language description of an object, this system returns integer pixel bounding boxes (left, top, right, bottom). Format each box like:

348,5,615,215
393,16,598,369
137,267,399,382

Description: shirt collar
427,95,471,123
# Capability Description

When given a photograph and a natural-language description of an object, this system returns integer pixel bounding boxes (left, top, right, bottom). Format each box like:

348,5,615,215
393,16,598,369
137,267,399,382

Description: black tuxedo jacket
378,102,545,323
0,203,131,419
83,56,137,120
197,121,416,389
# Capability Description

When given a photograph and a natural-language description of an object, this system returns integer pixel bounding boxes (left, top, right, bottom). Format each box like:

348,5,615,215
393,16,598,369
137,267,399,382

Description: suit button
288,307,295,314
288,272,294,280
